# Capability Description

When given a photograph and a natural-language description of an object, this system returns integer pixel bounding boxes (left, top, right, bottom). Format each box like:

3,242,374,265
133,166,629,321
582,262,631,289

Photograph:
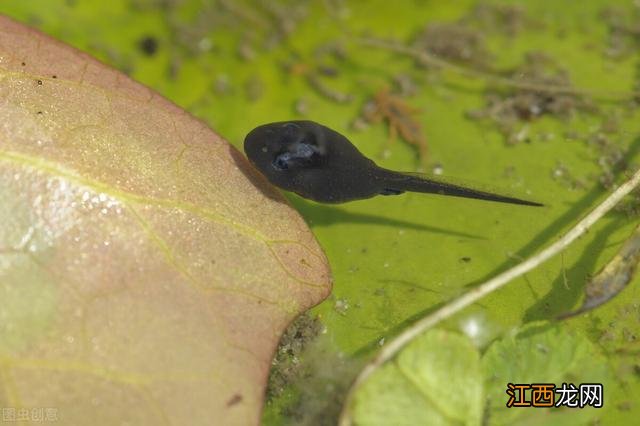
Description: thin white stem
339,168,640,426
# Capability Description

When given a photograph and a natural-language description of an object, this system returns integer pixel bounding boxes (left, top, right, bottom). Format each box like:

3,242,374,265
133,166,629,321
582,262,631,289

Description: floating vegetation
213,73,233,95
306,73,354,104
411,2,533,70
411,23,491,69
588,129,628,190
266,311,358,426
283,51,354,104
333,298,350,315
466,52,594,144
216,0,310,50
464,2,531,37
128,0,312,83
266,313,324,400
392,73,418,97
244,74,265,101
137,35,159,56
294,97,310,116
550,162,588,191
559,223,640,319
359,87,428,166
600,5,640,60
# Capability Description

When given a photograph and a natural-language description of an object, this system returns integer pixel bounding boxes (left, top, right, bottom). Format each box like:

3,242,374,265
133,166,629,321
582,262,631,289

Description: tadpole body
244,120,542,206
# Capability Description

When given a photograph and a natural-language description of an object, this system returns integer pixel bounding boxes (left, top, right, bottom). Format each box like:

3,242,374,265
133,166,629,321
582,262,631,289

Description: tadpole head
244,121,326,180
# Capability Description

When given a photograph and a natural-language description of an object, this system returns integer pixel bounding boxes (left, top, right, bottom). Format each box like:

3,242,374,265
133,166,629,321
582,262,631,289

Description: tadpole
244,120,542,206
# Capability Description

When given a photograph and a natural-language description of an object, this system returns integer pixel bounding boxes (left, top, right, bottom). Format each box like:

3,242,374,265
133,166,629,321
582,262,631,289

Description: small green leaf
350,324,612,426
352,329,483,426
482,324,612,425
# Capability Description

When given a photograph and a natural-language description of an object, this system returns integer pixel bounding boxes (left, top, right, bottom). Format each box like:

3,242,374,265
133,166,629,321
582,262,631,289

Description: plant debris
600,6,640,60
560,223,640,319
279,341,358,426
410,2,533,70
550,161,588,191
411,22,491,69
244,74,264,101
466,52,594,144
266,313,358,426
333,298,350,315
588,129,629,191
282,43,352,105
464,2,531,37
359,87,428,166
266,313,325,400
137,35,159,56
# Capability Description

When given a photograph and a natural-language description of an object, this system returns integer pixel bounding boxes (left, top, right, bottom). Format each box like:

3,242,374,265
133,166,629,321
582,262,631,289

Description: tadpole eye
272,153,292,171
271,142,318,172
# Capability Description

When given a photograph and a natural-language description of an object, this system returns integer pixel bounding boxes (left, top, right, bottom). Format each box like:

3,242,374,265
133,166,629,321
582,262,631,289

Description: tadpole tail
377,169,544,207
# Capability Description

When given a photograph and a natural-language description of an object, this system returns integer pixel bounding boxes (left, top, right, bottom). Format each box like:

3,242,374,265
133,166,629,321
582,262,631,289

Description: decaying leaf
362,87,428,166
560,222,640,319
0,15,331,425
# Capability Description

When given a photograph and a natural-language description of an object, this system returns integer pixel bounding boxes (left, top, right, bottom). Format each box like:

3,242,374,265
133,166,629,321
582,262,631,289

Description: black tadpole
243,120,543,206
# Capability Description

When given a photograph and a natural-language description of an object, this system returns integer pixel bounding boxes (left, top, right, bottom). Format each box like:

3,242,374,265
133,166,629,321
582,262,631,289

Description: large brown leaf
0,15,331,425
